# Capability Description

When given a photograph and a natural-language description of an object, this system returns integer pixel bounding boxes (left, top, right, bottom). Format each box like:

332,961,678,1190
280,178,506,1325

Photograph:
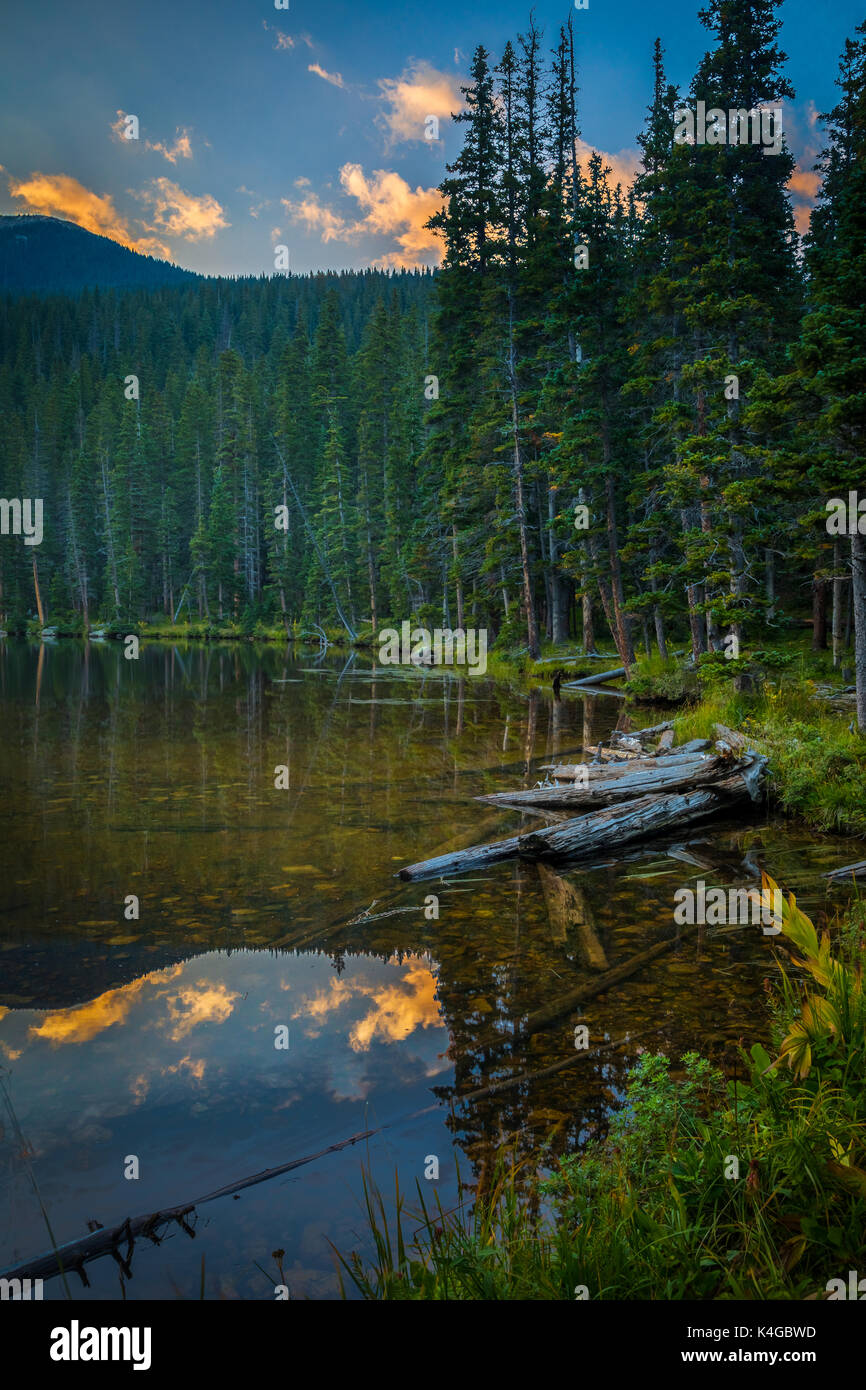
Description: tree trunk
812,573,827,650
852,532,866,731
506,297,540,659
833,539,844,669
32,556,44,627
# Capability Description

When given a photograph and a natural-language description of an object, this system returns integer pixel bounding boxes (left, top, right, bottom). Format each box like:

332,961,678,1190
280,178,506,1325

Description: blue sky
0,0,861,273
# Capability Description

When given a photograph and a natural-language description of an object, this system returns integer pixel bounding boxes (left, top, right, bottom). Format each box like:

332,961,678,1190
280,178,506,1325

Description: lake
0,640,851,1298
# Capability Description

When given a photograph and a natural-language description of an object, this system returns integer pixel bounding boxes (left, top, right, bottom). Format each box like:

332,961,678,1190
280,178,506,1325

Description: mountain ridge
0,214,200,294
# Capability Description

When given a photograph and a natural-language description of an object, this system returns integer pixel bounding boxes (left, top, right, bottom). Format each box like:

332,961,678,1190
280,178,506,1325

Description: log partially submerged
537,863,609,969
825,860,866,882
0,1127,379,1287
516,921,702,1038
477,752,728,811
398,754,768,880
517,771,759,862
562,666,627,688
541,749,703,782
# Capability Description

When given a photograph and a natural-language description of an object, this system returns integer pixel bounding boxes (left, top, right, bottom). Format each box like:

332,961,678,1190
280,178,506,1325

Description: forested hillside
0,216,199,294
0,270,437,634
1,1,864,718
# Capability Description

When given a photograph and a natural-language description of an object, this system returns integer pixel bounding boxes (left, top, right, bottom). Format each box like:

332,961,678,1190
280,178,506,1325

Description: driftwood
713,722,751,751
477,753,728,811
633,720,674,739
537,863,609,969
516,922,702,1038
0,1127,379,1287
400,756,767,880
398,833,524,880
825,860,866,882
542,749,705,781
532,653,619,664
584,744,641,760
518,764,765,862
562,667,627,688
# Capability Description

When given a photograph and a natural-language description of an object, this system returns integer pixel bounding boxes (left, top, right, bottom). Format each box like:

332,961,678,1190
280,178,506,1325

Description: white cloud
308,63,346,89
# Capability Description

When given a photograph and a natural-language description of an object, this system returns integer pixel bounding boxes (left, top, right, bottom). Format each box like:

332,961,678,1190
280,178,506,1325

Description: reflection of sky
0,950,453,1289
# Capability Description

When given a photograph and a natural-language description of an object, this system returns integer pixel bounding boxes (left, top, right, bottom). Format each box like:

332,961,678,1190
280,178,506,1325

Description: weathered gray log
0,1127,379,1287
401,757,767,880
477,753,729,811
532,653,618,664
713,722,751,751
674,738,712,754
825,860,866,882
542,750,707,782
398,833,523,880
562,666,626,688
537,863,609,968
517,769,761,863
516,921,702,1038
632,720,674,739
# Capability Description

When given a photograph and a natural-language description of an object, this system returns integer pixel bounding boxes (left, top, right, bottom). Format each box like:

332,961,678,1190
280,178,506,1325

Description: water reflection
0,640,858,1298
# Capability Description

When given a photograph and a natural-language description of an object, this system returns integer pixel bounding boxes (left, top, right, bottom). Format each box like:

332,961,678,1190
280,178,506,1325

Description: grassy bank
336,883,866,1300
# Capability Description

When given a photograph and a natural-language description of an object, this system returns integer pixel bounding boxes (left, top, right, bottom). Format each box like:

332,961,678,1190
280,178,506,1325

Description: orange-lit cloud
163,1054,206,1080
378,61,464,144
308,63,346,89
147,130,193,164
162,979,240,1041
291,955,442,1051
29,967,183,1046
130,1074,150,1103
7,171,141,248
789,163,821,234
349,960,441,1052
110,111,134,142
135,177,229,241
575,137,641,192
283,162,442,268
340,163,441,266
284,192,349,242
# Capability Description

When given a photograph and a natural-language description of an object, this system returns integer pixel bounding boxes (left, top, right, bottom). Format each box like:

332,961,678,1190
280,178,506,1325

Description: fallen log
537,863,609,969
516,922,702,1038
398,833,523,880
518,764,766,863
713,722,751,751
532,653,619,664
455,1026,663,1105
562,666,626,688
825,860,866,882
0,1127,380,1287
477,753,730,811
541,750,707,781
400,756,767,880
584,744,640,760
632,720,674,740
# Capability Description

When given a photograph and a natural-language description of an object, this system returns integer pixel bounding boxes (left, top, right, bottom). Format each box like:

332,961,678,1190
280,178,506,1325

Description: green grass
335,885,866,1300
673,682,866,836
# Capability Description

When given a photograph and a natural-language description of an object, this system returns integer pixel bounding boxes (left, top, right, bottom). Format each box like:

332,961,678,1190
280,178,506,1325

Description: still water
0,641,856,1298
